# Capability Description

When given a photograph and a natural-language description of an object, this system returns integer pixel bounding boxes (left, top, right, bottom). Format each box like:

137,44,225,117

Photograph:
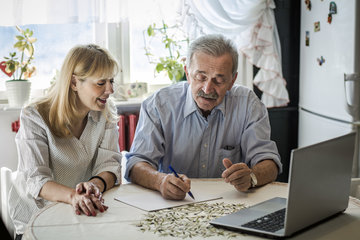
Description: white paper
114,190,222,211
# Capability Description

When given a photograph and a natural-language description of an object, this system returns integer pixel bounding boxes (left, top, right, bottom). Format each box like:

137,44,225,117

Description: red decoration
0,61,13,77
118,113,139,151
328,14,332,24
11,119,20,133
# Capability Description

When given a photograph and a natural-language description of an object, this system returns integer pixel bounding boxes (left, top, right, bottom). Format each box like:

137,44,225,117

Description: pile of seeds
135,202,246,238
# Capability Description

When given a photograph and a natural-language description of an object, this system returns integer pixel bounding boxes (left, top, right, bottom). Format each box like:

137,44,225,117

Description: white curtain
178,0,289,107
0,0,126,25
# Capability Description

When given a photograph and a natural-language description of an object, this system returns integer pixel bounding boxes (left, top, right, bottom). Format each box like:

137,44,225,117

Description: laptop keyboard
241,208,286,233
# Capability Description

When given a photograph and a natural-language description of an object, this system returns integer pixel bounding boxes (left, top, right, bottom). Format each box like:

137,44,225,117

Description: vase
5,80,32,108
124,82,148,98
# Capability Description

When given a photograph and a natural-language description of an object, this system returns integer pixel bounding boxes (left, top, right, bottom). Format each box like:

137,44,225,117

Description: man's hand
221,158,252,191
130,162,193,200
159,174,191,200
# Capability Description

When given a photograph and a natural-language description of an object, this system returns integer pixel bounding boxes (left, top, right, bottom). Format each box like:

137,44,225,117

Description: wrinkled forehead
189,52,233,74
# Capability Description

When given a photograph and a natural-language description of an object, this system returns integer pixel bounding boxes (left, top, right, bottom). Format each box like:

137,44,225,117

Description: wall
254,0,300,182
272,0,300,182
0,109,20,171
0,108,20,214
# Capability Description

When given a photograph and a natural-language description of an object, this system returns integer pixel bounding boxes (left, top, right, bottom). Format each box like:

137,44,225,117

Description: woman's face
72,75,114,114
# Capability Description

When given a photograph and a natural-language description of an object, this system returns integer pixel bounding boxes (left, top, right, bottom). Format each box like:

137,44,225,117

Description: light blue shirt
125,82,281,180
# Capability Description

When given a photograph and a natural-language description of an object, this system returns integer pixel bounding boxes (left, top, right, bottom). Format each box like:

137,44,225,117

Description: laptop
210,132,356,238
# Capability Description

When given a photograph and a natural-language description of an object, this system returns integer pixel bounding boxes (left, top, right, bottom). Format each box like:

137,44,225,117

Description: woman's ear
71,75,78,91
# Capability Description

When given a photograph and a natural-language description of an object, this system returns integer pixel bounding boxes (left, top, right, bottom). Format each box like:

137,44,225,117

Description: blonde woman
9,44,122,239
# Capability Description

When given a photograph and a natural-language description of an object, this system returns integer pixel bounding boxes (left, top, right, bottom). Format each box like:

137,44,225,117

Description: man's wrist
155,172,167,192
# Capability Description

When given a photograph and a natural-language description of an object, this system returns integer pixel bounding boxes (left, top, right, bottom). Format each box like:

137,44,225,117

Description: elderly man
125,34,281,200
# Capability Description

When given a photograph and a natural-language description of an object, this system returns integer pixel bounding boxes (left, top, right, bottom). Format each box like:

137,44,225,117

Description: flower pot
5,80,32,108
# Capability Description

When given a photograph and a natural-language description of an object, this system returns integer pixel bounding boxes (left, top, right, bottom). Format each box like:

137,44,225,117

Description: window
0,23,95,92
0,0,186,101
127,0,186,85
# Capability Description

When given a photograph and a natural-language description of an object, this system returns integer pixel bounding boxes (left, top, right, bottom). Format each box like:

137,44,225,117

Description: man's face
185,52,237,115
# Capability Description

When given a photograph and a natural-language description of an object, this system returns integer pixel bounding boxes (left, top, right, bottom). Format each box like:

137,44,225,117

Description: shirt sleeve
124,97,165,181
15,106,53,200
91,119,122,184
241,92,282,173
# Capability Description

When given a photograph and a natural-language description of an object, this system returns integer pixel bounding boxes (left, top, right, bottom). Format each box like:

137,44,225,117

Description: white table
23,179,360,240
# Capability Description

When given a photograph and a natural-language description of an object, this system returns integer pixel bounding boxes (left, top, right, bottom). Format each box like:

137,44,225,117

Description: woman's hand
75,181,102,197
70,190,108,216
39,180,110,216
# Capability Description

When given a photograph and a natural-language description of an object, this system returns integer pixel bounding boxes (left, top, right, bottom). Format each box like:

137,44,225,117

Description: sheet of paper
114,189,222,211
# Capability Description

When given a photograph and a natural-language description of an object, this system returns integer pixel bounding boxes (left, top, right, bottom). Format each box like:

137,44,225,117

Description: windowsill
0,98,145,112
114,97,144,106
115,97,144,114
0,104,22,111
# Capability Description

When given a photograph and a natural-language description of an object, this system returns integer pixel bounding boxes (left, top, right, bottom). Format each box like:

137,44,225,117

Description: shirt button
202,164,206,168
204,143,208,148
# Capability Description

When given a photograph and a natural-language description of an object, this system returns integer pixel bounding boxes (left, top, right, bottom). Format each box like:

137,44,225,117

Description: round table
23,179,360,240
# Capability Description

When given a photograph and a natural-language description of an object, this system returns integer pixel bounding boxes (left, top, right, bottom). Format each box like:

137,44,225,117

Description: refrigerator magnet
305,31,310,46
305,0,311,11
314,21,320,32
317,56,325,66
329,2,337,14
328,14,333,24
328,2,337,24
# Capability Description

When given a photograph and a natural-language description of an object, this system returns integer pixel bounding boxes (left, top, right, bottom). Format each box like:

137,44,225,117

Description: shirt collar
215,93,226,116
88,110,101,122
183,85,227,118
184,85,198,118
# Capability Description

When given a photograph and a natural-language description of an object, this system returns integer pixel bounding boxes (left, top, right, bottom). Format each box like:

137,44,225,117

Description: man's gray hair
186,34,238,77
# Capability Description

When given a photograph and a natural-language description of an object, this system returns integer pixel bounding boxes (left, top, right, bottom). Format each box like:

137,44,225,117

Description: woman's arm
87,171,117,193
91,118,122,185
76,171,117,196
39,180,108,216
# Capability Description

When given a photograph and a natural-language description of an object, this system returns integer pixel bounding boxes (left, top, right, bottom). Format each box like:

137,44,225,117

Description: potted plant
0,26,37,108
144,21,189,83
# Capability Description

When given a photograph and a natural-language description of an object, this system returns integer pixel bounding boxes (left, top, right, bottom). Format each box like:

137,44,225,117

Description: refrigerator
299,0,360,176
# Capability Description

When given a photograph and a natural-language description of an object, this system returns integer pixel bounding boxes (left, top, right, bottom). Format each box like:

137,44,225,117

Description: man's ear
228,72,238,90
184,65,190,84
71,75,78,91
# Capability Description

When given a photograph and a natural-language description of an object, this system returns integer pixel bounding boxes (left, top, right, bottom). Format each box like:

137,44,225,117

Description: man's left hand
221,158,252,191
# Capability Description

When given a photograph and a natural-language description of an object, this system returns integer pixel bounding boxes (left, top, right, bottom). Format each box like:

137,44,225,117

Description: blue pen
169,165,195,200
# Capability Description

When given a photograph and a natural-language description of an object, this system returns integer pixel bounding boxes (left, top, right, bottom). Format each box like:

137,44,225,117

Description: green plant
144,21,189,83
0,26,37,80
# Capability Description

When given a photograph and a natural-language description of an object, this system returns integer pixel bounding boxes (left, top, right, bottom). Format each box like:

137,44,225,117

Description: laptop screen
284,132,356,235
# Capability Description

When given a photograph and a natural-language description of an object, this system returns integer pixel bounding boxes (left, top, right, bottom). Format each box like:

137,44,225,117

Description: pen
168,165,195,200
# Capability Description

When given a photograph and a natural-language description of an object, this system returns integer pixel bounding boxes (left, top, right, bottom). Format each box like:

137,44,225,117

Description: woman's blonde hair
34,44,119,138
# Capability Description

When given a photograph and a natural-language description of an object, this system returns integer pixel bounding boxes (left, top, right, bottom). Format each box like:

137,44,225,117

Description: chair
1,167,17,238
350,178,360,199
